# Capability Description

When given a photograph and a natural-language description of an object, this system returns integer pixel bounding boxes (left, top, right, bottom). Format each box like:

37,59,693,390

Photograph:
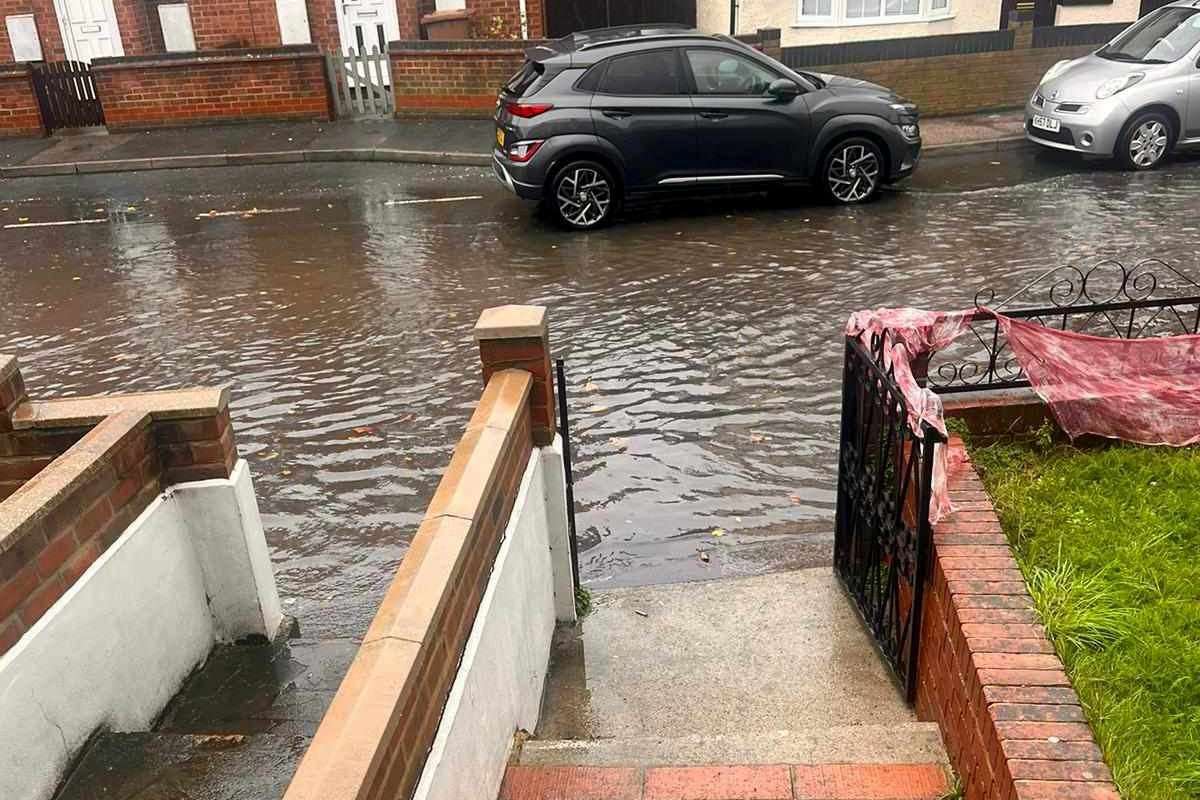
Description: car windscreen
1098,7,1200,64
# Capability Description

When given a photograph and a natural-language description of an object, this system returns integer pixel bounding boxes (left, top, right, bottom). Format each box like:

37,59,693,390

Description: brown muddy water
1,157,1198,638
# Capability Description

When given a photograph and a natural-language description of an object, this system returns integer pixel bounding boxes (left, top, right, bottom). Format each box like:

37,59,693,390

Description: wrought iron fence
927,259,1200,394
835,335,942,703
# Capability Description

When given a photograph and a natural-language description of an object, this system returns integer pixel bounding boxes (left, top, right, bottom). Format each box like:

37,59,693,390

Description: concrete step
500,762,950,800
517,723,947,767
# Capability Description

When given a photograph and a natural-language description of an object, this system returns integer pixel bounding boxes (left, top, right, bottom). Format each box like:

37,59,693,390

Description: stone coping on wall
388,38,548,52
284,368,535,800
91,45,321,70
0,64,32,79
916,438,1118,800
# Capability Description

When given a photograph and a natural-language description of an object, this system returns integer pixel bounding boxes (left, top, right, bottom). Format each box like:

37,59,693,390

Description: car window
1098,7,1200,64
686,49,778,96
595,50,683,95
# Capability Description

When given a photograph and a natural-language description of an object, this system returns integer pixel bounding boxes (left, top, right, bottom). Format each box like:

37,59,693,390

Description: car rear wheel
1118,112,1173,171
822,138,884,205
548,160,617,230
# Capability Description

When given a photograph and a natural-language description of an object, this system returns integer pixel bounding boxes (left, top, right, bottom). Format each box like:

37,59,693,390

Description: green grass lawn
970,440,1200,800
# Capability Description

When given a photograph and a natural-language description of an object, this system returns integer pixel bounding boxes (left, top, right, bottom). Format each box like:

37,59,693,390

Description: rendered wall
413,438,574,800
0,461,281,800
1056,0,1138,26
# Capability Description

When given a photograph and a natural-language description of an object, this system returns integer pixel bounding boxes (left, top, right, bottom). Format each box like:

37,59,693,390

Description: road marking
4,218,107,229
195,207,301,219
384,195,483,206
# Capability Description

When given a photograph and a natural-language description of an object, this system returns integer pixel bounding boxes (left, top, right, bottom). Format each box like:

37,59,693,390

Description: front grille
1056,103,1085,113
1026,120,1075,146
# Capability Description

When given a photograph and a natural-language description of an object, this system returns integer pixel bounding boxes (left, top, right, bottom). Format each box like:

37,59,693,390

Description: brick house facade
0,0,543,64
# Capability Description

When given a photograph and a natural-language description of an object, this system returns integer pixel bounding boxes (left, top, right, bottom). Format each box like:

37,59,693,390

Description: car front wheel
548,160,617,230
1118,112,1173,171
822,138,884,205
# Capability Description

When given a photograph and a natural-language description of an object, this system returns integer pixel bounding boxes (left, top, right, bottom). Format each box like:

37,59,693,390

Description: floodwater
2,153,1198,638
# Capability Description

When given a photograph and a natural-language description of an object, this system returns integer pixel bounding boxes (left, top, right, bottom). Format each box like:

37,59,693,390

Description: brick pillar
1012,18,1034,50
0,356,27,433
473,305,556,446
757,27,781,60
396,0,420,39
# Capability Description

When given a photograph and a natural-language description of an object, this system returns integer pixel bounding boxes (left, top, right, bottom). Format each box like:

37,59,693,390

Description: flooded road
2,151,1198,638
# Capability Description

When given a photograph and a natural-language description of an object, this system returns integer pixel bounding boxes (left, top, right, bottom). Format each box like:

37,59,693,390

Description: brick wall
0,356,238,660
91,47,332,129
0,65,44,136
113,0,162,55
914,440,1119,800
304,0,340,54
188,0,281,50
390,43,526,115
809,43,1095,118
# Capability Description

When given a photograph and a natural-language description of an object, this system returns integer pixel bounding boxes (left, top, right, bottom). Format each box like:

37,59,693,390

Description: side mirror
767,78,802,100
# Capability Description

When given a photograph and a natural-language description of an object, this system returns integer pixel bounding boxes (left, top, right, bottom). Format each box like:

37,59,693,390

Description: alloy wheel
1129,120,1168,168
827,144,880,204
556,167,612,228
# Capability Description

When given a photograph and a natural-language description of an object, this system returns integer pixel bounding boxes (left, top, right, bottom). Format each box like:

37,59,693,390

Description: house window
797,0,951,25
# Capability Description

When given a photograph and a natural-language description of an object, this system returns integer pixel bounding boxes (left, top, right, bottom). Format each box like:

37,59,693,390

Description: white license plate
1032,114,1061,134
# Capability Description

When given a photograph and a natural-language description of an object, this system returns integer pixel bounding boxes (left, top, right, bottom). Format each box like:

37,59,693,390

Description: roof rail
578,32,714,52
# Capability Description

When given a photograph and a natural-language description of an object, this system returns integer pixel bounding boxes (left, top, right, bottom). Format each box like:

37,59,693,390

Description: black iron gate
545,0,696,38
31,61,105,132
554,358,581,589
834,335,941,703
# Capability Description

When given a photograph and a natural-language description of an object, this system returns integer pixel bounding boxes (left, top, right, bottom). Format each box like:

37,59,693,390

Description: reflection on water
1,162,1197,637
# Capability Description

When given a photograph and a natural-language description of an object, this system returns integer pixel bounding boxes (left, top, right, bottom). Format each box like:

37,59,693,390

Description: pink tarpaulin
845,307,1200,521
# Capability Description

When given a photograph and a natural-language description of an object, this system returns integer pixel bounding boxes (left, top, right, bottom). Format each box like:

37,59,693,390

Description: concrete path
0,112,1026,178
509,568,949,798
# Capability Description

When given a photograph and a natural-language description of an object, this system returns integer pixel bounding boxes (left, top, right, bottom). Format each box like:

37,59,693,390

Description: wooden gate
545,0,696,38
325,48,395,119
31,61,105,131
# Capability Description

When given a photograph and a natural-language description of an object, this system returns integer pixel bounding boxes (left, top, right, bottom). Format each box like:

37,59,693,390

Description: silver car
1026,0,1200,169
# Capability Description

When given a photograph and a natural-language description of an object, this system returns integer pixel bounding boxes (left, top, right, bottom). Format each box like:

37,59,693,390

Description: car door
588,48,698,189
683,48,811,180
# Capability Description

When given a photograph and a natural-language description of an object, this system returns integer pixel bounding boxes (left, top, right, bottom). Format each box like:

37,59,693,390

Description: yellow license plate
496,128,505,148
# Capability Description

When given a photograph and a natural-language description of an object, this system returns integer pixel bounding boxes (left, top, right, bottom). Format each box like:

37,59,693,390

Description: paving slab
539,568,930,742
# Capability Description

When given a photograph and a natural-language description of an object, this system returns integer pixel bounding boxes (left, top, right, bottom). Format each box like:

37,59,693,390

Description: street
2,149,1198,640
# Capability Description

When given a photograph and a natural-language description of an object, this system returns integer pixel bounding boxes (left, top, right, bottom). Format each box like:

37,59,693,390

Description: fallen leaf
711,528,725,538
349,426,377,438
699,550,710,563
584,380,599,392
258,451,279,461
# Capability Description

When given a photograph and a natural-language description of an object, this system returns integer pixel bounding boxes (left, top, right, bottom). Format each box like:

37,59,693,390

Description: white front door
336,0,399,58
53,0,124,62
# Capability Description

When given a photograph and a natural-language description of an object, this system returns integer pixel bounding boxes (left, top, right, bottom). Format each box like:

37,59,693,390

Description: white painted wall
412,436,575,800
0,460,281,800
1056,0,1139,27
698,0,1003,47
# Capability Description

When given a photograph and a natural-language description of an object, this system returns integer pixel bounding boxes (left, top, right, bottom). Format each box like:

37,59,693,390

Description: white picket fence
325,47,395,118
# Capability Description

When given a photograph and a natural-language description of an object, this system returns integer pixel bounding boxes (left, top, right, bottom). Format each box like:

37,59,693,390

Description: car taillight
505,101,553,118
507,140,544,163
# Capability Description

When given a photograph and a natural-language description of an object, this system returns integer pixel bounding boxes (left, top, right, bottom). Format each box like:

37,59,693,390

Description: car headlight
1096,73,1144,100
1041,59,1072,84
898,123,920,139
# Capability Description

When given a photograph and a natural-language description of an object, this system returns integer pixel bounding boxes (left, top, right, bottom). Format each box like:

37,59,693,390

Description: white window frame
796,0,953,27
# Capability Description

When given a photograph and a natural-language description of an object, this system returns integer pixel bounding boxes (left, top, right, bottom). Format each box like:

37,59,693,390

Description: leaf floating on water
349,426,377,438
633,609,648,618
607,437,628,450
698,550,710,563
584,380,599,392
588,404,608,413
749,431,770,443
788,494,803,505
259,451,279,461
711,528,725,538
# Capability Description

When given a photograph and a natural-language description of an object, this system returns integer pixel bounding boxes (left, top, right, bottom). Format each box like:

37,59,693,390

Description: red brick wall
304,0,340,53
188,0,282,50
0,66,44,136
0,405,237,659
114,0,162,55
809,42,1096,118
0,0,64,62
914,441,1119,800
92,48,332,129
390,44,525,114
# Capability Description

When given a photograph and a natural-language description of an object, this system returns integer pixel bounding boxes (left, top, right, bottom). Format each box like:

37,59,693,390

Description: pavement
0,111,1027,178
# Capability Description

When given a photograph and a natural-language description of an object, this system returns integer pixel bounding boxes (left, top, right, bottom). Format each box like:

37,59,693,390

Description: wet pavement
2,148,1200,643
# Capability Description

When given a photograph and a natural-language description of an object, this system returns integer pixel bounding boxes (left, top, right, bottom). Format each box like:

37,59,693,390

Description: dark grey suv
492,26,922,229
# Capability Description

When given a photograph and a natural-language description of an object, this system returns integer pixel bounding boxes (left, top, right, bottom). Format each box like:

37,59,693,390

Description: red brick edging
914,439,1118,800
501,763,948,800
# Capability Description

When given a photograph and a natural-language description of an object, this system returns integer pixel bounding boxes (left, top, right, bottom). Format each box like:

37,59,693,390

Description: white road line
4,218,107,229
195,207,302,219
384,195,484,206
